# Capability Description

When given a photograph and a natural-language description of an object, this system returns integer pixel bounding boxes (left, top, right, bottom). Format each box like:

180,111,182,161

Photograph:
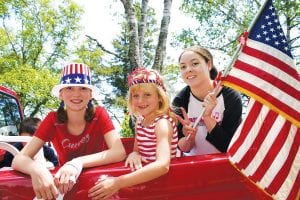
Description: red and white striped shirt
135,115,178,162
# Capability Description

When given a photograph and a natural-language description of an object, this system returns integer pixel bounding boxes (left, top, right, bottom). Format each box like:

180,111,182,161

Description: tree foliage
0,0,83,116
0,65,58,117
79,0,173,126
176,0,300,66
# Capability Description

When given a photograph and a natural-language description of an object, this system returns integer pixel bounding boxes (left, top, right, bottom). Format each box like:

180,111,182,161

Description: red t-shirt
34,106,115,165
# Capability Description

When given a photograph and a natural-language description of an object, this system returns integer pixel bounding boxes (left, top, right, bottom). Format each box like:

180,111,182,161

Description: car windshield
0,92,22,136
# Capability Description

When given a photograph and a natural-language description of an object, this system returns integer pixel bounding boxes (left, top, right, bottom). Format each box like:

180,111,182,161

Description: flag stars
75,76,82,83
248,1,292,57
84,78,89,84
65,77,71,84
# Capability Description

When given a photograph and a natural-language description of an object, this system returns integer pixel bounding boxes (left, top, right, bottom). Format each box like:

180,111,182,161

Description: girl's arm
54,129,126,194
118,118,172,185
73,130,126,168
12,136,59,199
12,136,45,173
88,118,173,199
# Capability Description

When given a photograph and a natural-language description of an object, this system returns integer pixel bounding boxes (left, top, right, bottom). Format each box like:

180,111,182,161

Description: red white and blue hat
127,67,166,91
51,63,100,99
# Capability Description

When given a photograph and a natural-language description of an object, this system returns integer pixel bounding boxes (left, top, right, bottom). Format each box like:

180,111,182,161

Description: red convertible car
0,86,272,199
0,137,273,200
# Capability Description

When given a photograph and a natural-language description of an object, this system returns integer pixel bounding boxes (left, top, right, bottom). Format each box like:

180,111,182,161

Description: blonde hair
127,82,176,122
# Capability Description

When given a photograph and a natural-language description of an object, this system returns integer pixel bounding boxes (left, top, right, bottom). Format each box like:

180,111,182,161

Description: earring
60,101,66,110
87,100,93,109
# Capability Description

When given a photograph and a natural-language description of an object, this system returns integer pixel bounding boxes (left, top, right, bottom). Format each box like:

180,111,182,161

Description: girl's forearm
178,136,195,152
77,146,126,168
116,161,169,189
12,153,45,175
202,116,217,133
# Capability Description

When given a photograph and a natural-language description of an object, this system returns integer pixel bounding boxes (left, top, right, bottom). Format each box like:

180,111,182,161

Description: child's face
179,51,211,88
60,86,92,111
131,84,160,118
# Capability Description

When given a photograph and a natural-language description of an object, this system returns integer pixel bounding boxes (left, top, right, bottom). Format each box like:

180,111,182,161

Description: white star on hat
65,77,71,84
75,76,82,83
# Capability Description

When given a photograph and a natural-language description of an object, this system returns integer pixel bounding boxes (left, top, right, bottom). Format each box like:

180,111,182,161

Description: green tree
0,0,83,116
0,65,58,117
176,0,300,65
77,1,173,134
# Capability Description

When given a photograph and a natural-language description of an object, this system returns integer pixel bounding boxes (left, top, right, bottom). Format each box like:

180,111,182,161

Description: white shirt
184,93,225,156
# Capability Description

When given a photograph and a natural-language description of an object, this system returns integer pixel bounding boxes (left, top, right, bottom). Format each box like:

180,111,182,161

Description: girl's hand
53,161,79,194
30,166,58,200
88,176,120,200
176,107,196,138
125,151,146,171
203,92,218,117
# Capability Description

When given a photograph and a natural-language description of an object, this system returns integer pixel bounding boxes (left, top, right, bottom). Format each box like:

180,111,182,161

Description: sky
74,0,198,63
72,0,198,129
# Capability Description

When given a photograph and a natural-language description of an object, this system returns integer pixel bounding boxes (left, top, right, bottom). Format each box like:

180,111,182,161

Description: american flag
222,0,300,199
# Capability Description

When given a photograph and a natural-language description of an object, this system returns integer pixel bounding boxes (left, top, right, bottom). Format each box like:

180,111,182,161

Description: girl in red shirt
12,63,126,200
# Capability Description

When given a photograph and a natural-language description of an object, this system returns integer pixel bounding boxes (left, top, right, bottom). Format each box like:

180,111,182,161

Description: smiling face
129,83,161,119
59,86,92,112
179,50,212,89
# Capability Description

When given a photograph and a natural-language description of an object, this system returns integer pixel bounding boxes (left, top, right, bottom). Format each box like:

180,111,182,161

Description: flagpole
224,0,270,75
247,0,270,33
187,0,273,136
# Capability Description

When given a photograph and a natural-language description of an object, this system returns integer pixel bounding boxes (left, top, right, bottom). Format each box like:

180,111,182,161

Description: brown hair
178,46,218,80
57,102,95,123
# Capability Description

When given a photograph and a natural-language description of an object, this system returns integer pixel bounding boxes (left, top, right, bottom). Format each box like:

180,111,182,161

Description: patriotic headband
51,63,100,99
128,67,166,91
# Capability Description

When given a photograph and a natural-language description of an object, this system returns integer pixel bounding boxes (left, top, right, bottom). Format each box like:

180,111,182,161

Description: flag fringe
227,154,275,199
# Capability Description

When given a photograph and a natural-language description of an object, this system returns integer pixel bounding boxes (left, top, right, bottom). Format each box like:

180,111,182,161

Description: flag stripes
228,100,299,200
223,40,300,127
225,1,299,199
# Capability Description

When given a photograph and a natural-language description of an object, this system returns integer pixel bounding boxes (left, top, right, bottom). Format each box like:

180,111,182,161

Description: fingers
54,171,76,194
128,159,142,171
175,114,185,125
180,107,189,122
88,179,110,200
125,152,143,171
35,185,58,200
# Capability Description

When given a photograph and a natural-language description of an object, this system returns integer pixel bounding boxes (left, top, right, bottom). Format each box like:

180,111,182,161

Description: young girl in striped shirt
88,67,178,199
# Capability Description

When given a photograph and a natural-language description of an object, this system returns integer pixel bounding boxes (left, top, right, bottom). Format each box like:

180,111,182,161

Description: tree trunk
121,0,141,70
121,0,172,72
138,0,149,63
152,0,172,72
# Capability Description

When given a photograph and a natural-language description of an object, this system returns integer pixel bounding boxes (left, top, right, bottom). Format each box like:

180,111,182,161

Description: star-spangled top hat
51,63,100,99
